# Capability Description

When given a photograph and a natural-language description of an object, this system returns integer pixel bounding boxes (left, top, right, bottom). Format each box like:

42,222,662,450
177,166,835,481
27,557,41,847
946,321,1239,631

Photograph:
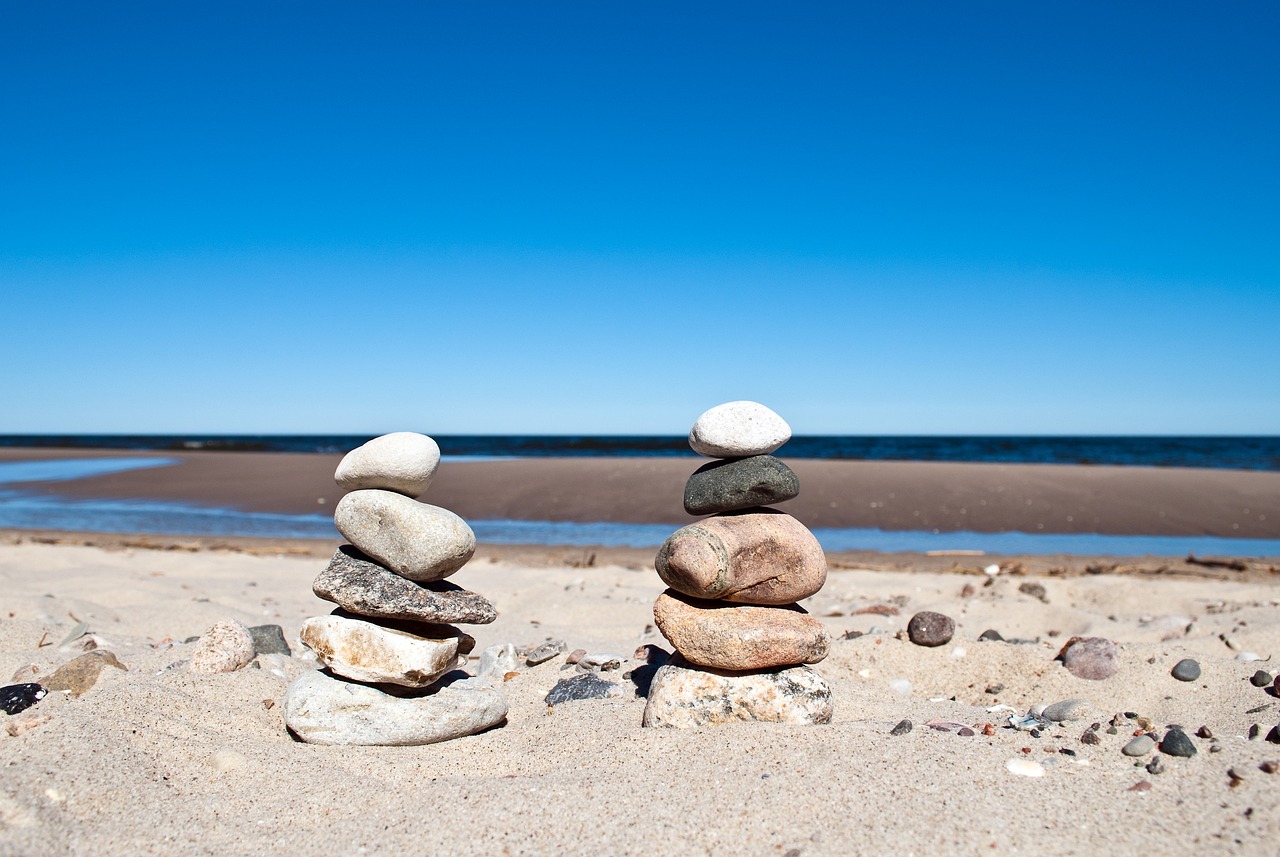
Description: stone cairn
283,432,508,745
643,401,834,728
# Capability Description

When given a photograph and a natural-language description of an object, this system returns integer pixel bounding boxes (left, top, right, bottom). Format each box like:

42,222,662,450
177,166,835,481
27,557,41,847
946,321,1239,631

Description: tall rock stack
643,402,834,728
283,432,508,745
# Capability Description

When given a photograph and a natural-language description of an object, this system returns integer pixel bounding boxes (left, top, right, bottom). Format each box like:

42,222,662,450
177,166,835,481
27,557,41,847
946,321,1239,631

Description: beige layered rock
655,510,826,604
652,590,830,670
301,614,461,688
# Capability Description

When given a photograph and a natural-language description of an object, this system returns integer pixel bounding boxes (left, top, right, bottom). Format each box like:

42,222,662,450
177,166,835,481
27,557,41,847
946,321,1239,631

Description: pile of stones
283,432,508,745
643,401,833,728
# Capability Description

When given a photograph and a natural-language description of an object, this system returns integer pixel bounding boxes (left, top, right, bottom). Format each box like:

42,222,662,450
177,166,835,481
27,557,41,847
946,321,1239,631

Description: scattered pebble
1266,725,1280,744
1006,758,1045,777
523,640,567,666
1122,735,1155,757
1236,652,1264,662
1260,760,1279,774
247,624,291,657
1081,731,1101,745
43,651,126,697
0,684,46,716
577,653,625,673
1170,659,1200,682
190,620,255,674
1248,724,1261,740
1018,582,1048,602
978,629,1004,642
544,674,624,706
1196,725,1214,739
1159,728,1197,757
985,684,1004,695
890,719,912,736
1057,636,1117,681
1228,768,1245,788
1146,757,1165,775
1042,699,1093,723
565,649,587,665
1250,670,1273,688
1128,780,1152,792
906,611,955,647
477,643,519,680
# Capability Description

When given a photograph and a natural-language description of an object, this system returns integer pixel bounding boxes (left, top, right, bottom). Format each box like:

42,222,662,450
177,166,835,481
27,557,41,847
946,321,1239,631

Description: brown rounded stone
655,510,826,605
652,589,830,670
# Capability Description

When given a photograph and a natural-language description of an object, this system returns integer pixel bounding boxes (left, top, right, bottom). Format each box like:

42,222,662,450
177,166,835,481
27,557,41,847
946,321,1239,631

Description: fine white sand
2,541,1279,855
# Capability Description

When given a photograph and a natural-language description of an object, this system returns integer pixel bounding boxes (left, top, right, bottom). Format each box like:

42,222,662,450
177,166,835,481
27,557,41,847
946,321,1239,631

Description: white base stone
642,655,832,728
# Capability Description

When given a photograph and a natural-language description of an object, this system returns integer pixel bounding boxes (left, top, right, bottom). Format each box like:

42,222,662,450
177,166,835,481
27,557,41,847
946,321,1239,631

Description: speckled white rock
334,490,475,581
190,620,255,674
283,669,507,746
335,432,441,498
688,401,791,458
300,614,460,688
642,655,832,728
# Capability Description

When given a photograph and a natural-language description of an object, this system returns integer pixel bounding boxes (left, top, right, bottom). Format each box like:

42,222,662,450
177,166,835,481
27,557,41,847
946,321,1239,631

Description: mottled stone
1159,727,1197,757
1056,636,1117,680
300,614,459,688
688,401,791,458
248,624,291,657
335,432,441,498
283,669,507,746
1042,698,1094,723
652,590,830,670
522,640,567,666
190,620,255,674
334,490,475,582
43,651,126,697
642,655,832,728
890,719,913,736
906,611,955,647
0,683,46,716
545,674,625,706
683,455,800,516
655,510,826,605
314,546,496,625
1171,658,1200,682
477,643,519,680
1122,734,1156,756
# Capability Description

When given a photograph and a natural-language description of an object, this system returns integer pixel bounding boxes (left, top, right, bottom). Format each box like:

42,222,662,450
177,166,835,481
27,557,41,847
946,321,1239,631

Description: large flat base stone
642,655,832,728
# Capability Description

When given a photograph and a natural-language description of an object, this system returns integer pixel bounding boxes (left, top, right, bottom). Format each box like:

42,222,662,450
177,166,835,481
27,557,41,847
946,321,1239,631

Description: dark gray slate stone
683,455,800,515
1250,670,1273,687
0,683,46,715
248,624,291,657
1159,728,1197,757
545,674,624,706
314,546,496,625
1171,658,1200,682
890,719,913,736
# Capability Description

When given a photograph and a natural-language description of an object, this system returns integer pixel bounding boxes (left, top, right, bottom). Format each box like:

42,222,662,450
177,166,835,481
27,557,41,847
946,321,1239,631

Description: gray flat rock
314,547,497,625
642,654,832,728
283,669,507,746
683,455,800,515
334,490,475,582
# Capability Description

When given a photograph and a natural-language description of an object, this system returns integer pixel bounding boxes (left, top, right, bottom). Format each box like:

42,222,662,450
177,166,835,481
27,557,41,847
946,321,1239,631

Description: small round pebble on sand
1122,735,1155,757
907,611,954,647
1171,659,1200,682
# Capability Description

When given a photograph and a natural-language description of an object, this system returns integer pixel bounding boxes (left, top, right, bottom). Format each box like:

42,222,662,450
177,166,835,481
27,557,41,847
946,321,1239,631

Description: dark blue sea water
2,434,1279,470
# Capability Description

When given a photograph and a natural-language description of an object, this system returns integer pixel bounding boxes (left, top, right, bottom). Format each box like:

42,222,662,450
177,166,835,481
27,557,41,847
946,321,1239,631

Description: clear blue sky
3,2,1277,435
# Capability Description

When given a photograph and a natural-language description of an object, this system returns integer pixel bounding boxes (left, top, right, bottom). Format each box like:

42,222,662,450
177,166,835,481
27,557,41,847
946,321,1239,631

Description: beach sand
2,450,1279,854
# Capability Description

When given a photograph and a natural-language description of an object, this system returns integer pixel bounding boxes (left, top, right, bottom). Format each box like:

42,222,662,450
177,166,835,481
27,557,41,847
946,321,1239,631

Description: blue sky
2,2,1277,434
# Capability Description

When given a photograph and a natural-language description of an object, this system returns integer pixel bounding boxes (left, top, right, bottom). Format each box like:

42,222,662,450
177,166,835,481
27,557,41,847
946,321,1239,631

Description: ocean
1,435,1278,555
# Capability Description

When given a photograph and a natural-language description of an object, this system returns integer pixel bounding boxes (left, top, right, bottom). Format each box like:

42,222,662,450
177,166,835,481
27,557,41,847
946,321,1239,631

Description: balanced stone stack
643,402,834,728
283,432,508,745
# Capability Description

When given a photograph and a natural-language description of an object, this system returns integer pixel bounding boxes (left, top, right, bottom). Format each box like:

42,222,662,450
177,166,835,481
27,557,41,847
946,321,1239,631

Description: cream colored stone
300,614,459,688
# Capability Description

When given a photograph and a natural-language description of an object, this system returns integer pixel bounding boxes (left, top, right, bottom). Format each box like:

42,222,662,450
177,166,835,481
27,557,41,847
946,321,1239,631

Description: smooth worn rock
283,669,507,746
334,490,475,582
545,674,625,706
248,624,291,657
334,432,441,498
300,614,460,688
577,653,626,673
978,629,1005,642
1122,734,1156,756
683,455,800,516
906,611,955,647
642,655,833,728
1042,698,1094,723
1160,727,1197,757
314,546,497,625
688,401,791,458
1250,670,1273,688
652,590,830,671
1171,658,1201,682
523,640,567,666
655,511,826,605
43,651,126,697
0,683,46,716
190,620,256,674
890,719,913,736
1057,636,1117,680
477,643,519,680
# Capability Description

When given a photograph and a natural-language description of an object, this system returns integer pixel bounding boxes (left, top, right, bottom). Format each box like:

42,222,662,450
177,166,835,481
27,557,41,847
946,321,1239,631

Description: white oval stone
688,401,791,458
335,432,441,498
283,669,508,746
300,614,460,688
334,490,476,581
